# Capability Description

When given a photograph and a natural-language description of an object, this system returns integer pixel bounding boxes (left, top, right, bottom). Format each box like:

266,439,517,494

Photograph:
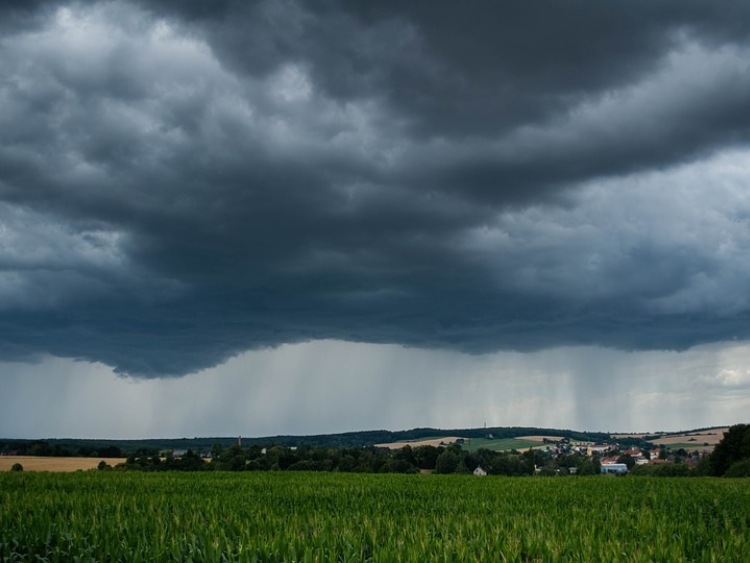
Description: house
588,444,613,456
473,466,487,477
600,463,628,475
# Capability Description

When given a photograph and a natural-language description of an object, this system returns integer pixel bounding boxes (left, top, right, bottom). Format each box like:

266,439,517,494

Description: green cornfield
1,472,749,562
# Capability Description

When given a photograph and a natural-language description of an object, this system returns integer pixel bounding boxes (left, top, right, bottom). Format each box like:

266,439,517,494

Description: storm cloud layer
2,0,750,376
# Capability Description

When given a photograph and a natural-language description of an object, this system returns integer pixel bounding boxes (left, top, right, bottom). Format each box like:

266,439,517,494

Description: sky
1,0,750,439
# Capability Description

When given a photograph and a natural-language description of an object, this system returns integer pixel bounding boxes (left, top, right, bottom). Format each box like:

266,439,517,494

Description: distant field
658,443,715,452
648,428,727,451
377,435,550,452
0,456,124,472
375,436,464,449
462,437,540,452
517,435,563,442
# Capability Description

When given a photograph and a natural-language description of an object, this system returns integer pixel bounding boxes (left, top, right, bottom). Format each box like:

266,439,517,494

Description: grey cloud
184,1,750,133
2,0,750,376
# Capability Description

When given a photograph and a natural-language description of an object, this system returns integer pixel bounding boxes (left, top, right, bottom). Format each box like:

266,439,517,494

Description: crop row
1,472,749,561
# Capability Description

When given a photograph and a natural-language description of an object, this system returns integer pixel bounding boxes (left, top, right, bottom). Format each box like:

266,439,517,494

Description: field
462,437,541,452
376,435,556,452
0,456,124,472
374,436,464,449
516,435,564,442
2,472,748,562
649,429,727,451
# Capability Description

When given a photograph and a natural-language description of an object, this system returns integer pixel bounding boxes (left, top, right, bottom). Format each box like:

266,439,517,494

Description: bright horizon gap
1,340,747,440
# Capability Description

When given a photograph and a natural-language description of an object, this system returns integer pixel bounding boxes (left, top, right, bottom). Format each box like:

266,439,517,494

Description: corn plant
1,472,749,561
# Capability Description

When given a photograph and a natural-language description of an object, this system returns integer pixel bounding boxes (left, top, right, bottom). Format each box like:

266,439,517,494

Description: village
1,427,725,476
525,437,709,477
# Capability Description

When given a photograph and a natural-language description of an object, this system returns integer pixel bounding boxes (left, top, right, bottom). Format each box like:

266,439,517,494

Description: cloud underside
2,0,750,376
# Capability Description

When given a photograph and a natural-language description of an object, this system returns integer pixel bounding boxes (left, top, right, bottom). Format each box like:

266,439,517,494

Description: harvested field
0,456,124,472
517,435,563,442
648,428,728,447
375,436,464,449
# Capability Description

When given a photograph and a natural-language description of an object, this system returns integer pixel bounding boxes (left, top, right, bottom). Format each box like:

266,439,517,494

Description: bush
724,459,750,478
11,463,23,472
630,463,690,477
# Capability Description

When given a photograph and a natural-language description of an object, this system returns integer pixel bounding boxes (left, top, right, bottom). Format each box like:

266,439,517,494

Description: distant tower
238,435,242,447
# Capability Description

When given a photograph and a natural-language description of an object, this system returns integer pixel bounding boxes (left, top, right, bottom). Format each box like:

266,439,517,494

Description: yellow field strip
0,456,125,472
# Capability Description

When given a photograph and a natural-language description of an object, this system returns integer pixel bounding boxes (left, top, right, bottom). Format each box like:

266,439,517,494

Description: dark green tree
435,450,460,474
724,459,750,478
211,443,224,459
616,453,636,470
216,444,246,471
413,445,440,470
709,424,750,476
578,458,599,476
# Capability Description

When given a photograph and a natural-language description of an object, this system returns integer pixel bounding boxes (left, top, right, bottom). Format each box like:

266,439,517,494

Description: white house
600,463,628,475
473,466,487,477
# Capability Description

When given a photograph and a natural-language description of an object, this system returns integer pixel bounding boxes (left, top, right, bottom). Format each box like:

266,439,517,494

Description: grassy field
660,443,715,452
2,471,748,561
462,437,541,452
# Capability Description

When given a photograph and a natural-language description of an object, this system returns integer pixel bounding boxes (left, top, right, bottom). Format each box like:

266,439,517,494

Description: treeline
1,440,124,459
0,426,619,456
122,445,423,473
118,443,603,476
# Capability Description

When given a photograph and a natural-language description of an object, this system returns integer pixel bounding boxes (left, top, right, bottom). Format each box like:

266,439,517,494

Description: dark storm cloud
2,0,750,376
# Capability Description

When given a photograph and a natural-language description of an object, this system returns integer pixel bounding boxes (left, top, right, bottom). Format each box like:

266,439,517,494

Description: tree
709,424,750,476
175,449,206,471
578,458,598,476
392,445,415,467
616,454,636,471
462,452,480,472
11,463,23,472
435,451,459,474
520,449,542,475
216,444,246,471
413,446,440,470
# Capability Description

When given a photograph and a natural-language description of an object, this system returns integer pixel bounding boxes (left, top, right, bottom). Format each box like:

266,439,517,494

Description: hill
2,425,731,457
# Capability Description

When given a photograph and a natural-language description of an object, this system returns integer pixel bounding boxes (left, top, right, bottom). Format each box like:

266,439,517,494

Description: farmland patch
0,456,124,472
